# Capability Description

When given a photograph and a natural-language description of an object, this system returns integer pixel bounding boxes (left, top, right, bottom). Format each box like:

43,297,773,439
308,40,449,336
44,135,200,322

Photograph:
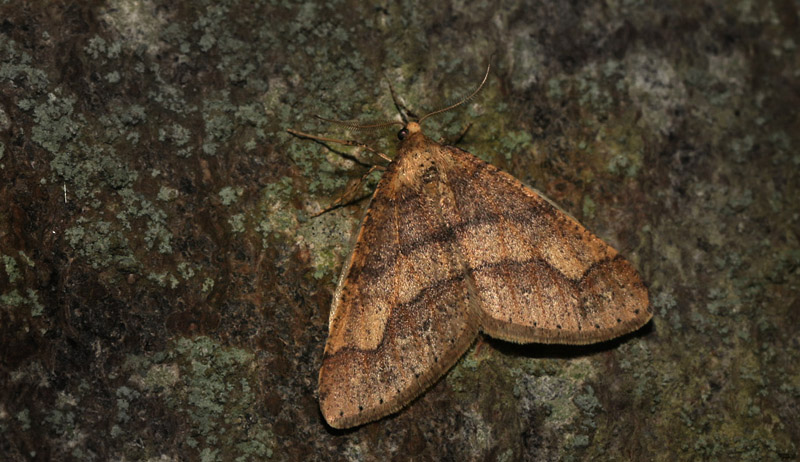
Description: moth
288,63,652,429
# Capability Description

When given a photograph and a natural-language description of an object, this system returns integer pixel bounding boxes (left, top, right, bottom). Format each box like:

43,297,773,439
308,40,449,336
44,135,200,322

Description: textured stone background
1,1,798,460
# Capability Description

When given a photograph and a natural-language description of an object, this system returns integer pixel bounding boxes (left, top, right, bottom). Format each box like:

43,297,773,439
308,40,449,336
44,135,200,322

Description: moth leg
472,335,492,359
311,164,384,217
386,76,416,122
439,122,473,146
286,129,392,164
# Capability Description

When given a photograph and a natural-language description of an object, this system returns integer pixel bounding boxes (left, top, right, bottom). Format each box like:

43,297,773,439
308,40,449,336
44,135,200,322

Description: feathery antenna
418,61,491,124
312,59,491,131
313,115,403,131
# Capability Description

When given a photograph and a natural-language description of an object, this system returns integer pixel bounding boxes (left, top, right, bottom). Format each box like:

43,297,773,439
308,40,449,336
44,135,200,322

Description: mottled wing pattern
442,146,652,344
319,147,480,429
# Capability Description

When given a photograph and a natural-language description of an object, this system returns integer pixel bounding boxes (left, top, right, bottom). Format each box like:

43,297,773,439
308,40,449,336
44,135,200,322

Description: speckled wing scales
441,145,652,344
317,127,651,429
319,149,481,429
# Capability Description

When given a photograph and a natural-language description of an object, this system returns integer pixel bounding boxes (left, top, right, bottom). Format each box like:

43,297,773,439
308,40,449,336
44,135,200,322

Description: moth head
398,122,422,141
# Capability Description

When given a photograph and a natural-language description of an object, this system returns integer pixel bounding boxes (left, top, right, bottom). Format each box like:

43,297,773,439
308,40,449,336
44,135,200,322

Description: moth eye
397,128,409,140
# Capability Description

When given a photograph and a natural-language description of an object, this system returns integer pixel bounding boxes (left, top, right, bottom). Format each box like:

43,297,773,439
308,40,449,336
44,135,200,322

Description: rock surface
0,1,798,460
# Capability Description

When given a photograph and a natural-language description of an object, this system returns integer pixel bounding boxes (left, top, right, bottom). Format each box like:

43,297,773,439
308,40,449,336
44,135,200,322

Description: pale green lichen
64,218,138,270
44,392,80,446
124,336,274,460
218,186,242,205
116,188,173,254
0,289,23,307
105,71,120,83
157,185,179,202
83,35,121,60
26,289,44,317
201,277,215,293
31,92,80,155
114,385,140,424
2,253,19,283
15,409,31,431
0,35,50,91
158,123,192,147
142,363,180,390
147,82,192,114
256,176,296,243
297,204,369,280
227,213,245,233
498,130,534,162
147,271,179,289
177,262,196,280
18,250,35,268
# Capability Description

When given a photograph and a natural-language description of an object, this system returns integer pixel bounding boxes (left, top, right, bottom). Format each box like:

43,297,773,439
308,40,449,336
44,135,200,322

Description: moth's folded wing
319,161,480,429
442,146,651,345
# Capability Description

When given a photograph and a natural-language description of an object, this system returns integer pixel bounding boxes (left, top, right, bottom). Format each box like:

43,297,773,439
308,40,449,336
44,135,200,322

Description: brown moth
289,64,652,429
